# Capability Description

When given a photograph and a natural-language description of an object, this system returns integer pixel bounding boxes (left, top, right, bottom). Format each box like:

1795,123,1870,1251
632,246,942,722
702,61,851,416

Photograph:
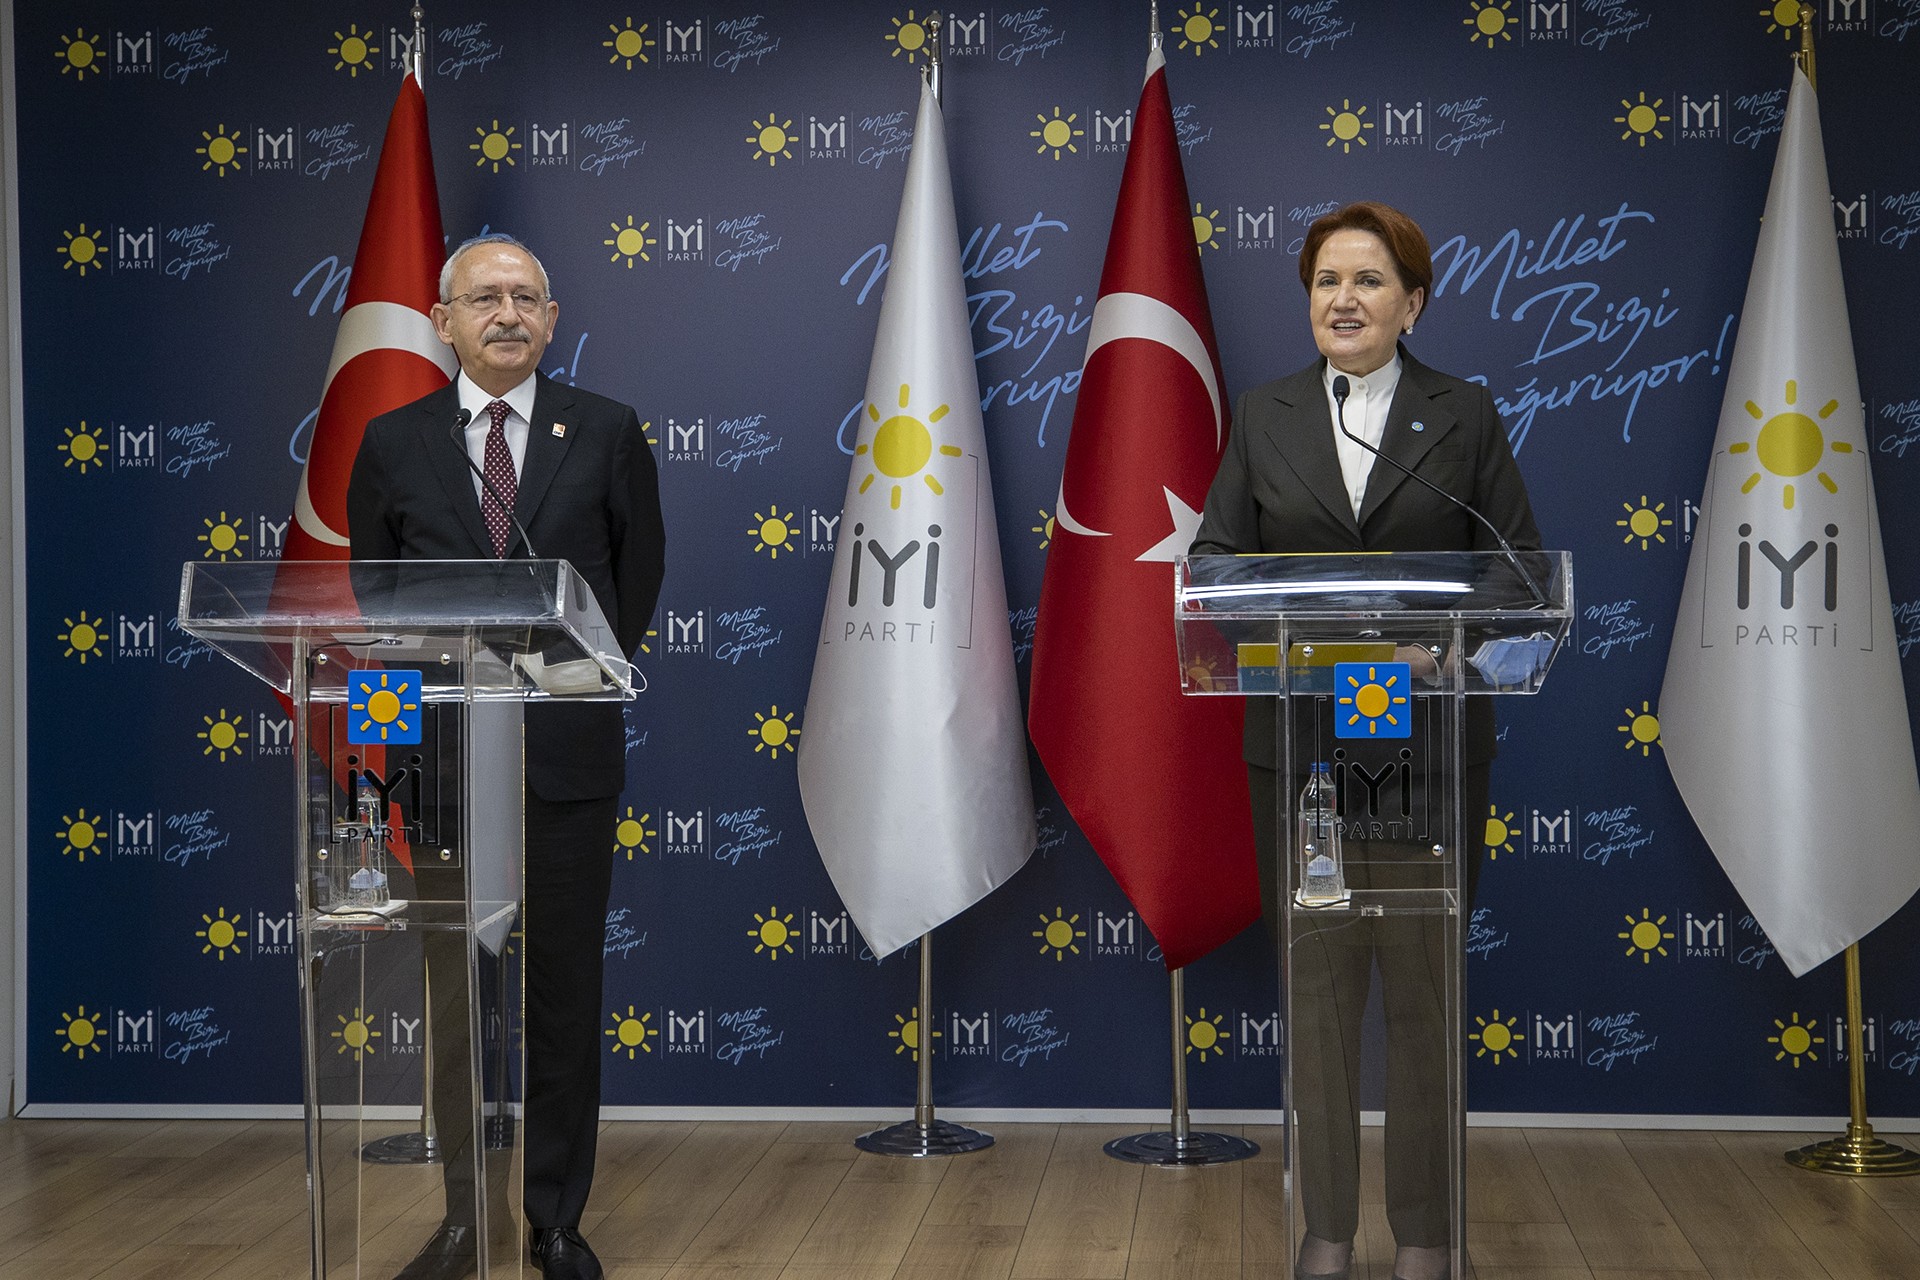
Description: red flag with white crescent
1028,48,1259,970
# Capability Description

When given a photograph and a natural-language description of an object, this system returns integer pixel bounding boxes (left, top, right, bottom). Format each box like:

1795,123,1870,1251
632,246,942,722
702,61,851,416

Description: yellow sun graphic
349,671,418,742
198,708,250,762
58,612,106,663
1761,0,1806,38
196,124,248,177
890,1005,940,1060
1193,204,1222,253
1617,701,1661,757
1731,379,1851,511
605,216,656,267
197,907,248,959
329,25,377,76
1617,495,1672,549
57,28,105,79
1321,99,1373,153
857,383,963,512
614,806,656,859
606,1006,656,1058
1470,1009,1521,1062
1185,1007,1230,1062
748,114,794,166
1619,908,1673,963
59,421,108,473
58,1007,105,1058
1176,5,1223,54
604,18,655,68
59,224,105,277
1465,0,1515,47
1769,1011,1826,1066
58,810,106,861
333,1008,381,1060
887,10,932,61
749,505,797,558
750,705,799,759
1616,92,1669,147
1484,806,1516,860
1032,508,1055,550
1033,908,1085,961
1032,107,1084,160
199,511,250,561
750,906,796,959
471,120,520,172
1338,665,1407,735
637,624,658,655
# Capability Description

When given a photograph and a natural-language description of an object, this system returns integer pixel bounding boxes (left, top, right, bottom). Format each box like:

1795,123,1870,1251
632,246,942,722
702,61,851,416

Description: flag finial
411,3,426,84
1796,0,1816,90
922,11,944,105
1151,0,1163,53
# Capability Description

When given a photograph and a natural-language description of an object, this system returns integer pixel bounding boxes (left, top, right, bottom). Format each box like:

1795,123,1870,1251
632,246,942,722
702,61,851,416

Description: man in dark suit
348,234,665,1280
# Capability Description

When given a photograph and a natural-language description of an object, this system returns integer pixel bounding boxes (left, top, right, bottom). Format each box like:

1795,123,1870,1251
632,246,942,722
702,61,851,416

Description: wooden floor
1,1117,1918,1279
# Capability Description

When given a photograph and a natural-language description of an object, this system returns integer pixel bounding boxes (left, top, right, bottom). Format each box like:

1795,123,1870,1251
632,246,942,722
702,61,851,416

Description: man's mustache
484,325,531,344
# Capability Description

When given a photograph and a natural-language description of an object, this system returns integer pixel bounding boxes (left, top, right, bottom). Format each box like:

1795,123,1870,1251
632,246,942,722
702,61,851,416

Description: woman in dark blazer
1192,202,1541,1280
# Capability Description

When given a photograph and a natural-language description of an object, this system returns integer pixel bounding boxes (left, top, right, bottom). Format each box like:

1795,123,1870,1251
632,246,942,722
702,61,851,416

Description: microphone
1331,374,1547,607
448,412,541,560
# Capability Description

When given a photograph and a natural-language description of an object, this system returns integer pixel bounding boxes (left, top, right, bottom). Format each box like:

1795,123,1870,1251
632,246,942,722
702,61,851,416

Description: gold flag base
1786,1122,1920,1177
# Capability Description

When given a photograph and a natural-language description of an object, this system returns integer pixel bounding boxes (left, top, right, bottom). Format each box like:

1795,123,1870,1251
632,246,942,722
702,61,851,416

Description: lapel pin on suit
552,422,567,438
1411,420,1426,433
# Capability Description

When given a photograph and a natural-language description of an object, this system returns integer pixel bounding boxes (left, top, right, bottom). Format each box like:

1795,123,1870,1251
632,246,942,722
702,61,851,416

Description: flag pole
851,16,991,1159
1779,4,1917,1180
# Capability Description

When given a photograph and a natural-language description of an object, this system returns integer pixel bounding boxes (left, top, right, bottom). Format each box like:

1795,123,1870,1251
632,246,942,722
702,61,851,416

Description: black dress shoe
529,1226,604,1280
393,1223,477,1280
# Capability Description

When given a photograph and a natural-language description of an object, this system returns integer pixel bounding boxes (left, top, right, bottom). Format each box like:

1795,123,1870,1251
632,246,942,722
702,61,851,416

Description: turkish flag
1027,49,1259,970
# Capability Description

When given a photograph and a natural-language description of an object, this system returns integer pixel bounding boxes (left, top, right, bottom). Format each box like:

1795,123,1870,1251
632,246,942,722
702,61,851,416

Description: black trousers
1250,760,1489,1247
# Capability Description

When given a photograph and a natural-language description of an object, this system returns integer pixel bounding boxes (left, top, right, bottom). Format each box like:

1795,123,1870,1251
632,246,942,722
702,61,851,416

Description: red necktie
481,399,517,557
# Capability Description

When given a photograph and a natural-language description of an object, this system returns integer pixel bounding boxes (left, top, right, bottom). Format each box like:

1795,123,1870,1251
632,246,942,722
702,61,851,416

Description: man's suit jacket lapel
1358,351,1459,528
513,376,581,555
1260,362,1360,541
420,383,495,556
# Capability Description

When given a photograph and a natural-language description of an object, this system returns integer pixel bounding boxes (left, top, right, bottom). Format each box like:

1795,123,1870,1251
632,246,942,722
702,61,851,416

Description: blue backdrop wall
12,0,1920,1117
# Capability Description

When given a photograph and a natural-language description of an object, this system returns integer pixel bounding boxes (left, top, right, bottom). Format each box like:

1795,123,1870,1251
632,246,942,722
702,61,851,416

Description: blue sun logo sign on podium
1333,661,1410,739
347,670,422,744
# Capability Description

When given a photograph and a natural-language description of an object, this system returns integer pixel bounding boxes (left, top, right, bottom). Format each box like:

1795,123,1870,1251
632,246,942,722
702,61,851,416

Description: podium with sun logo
1175,550,1571,1280
179,558,634,1280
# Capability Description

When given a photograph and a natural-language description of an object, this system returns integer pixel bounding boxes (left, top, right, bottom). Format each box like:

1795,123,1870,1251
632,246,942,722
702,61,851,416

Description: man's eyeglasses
446,290,548,315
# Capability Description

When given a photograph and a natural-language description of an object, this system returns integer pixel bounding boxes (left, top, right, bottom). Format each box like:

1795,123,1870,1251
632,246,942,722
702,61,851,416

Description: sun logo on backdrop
606,1007,656,1058
350,672,418,742
333,1008,381,1061
603,18,655,68
749,706,799,759
750,907,796,959
198,709,250,762
1485,806,1517,859
197,907,248,960
329,25,377,76
58,612,106,664
1732,379,1851,511
1619,909,1673,963
890,1005,939,1060
1769,1011,1825,1066
747,113,794,165
1320,99,1373,153
1618,701,1660,757
199,511,249,561
1615,92,1669,147
1185,1008,1230,1062
57,1007,105,1059
57,29,104,79
196,124,248,177
1760,0,1806,38
1193,204,1222,253
1338,665,1407,735
614,807,655,859
471,120,520,172
1175,5,1222,54
749,504,797,558
1033,908,1085,961
857,384,963,511
1032,508,1055,550
58,810,106,861
1031,107,1083,160
1617,495,1672,549
605,216,656,267
59,224,105,277
886,10,932,61
1470,1009,1521,1062
1465,0,1515,46
59,422,108,473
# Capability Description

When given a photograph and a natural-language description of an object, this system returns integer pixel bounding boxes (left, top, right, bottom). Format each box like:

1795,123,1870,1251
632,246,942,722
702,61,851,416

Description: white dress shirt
455,370,533,503
1324,354,1402,520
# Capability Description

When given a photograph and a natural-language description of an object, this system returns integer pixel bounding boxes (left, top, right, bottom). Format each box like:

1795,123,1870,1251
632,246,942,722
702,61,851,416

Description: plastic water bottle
1295,762,1349,908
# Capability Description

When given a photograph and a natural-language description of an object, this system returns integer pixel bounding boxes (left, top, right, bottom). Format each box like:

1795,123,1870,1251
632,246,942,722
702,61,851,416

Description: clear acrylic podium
1175,551,1571,1280
178,559,635,1280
